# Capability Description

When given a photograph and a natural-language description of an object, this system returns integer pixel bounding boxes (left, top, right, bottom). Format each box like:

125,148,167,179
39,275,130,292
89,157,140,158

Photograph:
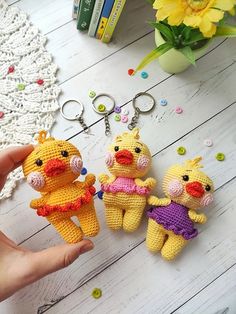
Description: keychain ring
132,92,156,113
92,93,115,115
60,99,84,121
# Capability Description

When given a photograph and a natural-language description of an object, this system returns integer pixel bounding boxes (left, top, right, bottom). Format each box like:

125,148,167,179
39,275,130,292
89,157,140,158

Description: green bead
17,83,25,91
92,288,102,299
114,114,121,122
177,146,186,155
98,104,106,112
89,91,96,98
216,152,225,161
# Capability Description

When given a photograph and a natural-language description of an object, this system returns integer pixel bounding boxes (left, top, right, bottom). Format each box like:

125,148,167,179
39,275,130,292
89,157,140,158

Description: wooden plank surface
1,100,236,313
1,0,236,313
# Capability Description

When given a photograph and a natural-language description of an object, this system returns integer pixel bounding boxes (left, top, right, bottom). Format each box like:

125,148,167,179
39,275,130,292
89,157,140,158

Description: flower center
187,0,210,10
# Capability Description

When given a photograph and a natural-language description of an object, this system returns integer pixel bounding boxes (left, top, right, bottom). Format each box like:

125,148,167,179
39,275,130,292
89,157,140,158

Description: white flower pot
155,29,210,74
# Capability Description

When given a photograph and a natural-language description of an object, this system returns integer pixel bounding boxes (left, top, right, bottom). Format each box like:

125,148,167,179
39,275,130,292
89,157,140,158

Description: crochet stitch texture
146,157,214,260
99,128,157,232
0,0,60,200
23,131,100,243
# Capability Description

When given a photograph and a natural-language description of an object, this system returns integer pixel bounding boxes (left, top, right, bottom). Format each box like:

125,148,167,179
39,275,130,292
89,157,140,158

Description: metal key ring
91,93,115,115
60,99,84,120
132,92,156,113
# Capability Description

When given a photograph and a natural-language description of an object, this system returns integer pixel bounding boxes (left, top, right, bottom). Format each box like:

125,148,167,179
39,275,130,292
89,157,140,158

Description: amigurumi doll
23,131,100,243
98,128,160,232
146,156,214,261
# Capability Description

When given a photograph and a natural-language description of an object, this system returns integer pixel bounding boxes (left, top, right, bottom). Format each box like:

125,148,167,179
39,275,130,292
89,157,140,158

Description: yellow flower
154,0,235,37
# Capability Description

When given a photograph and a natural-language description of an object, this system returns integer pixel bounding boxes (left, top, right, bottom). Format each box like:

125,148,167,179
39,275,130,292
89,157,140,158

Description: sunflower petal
206,8,224,22
184,15,202,27
214,0,234,11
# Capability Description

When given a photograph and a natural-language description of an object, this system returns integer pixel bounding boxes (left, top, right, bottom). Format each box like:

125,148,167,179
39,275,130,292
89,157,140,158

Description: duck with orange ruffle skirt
146,157,214,261
99,128,169,232
23,131,100,243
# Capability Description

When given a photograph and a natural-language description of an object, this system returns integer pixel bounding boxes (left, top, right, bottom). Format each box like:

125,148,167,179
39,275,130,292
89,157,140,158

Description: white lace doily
0,0,61,200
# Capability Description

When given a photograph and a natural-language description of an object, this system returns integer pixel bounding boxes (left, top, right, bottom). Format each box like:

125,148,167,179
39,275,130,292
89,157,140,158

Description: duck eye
135,147,141,153
61,150,69,157
114,146,119,152
205,184,211,192
35,159,43,166
182,175,189,181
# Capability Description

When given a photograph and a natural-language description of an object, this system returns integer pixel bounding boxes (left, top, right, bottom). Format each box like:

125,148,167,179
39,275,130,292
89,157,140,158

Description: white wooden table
1,0,236,313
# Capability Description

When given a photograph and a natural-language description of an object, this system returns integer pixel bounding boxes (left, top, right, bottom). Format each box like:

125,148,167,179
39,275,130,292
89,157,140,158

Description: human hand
0,146,94,301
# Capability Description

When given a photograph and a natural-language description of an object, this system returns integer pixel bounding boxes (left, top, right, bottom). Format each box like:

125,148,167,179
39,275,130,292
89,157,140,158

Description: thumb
27,239,94,282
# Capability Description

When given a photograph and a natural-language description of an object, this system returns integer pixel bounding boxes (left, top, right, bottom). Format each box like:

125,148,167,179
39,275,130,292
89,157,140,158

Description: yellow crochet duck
98,128,160,232
146,157,214,260
23,131,100,243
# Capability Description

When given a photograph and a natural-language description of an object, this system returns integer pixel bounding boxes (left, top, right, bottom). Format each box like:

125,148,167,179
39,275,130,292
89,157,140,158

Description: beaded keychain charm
128,92,156,130
60,99,90,133
91,93,115,136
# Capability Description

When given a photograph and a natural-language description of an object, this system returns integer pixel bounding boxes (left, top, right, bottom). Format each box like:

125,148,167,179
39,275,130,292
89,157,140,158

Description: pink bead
8,66,15,74
121,115,128,123
37,79,44,85
0,111,4,118
175,106,183,114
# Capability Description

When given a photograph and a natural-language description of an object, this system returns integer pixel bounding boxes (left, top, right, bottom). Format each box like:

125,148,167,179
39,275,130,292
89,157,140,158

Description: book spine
101,0,126,43
96,0,115,39
72,0,81,19
88,0,105,37
77,0,96,31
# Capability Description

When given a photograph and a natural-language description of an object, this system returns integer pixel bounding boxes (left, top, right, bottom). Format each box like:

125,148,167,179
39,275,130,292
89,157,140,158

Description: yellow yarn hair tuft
37,130,55,144
184,156,203,169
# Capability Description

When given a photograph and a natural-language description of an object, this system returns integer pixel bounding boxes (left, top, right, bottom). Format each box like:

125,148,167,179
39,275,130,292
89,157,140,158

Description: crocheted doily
0,0,61,200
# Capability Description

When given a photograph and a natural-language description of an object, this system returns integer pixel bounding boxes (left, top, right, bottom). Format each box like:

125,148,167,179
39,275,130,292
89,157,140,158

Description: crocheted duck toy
146,157,214,260
99,128,158,232
23,131,100,243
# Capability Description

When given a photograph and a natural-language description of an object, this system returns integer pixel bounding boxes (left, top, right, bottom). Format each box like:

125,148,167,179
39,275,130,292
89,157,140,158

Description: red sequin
128,69,134,76
0,111,4,118
8,66,15,74
37,79,44,85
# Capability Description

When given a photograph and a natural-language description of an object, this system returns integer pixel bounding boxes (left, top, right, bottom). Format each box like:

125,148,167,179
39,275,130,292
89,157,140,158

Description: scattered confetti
92,288,102,299
128,68,134,76
141,71,148,79
175,106,183,114
215,152,225,161
89,91,96,98
177,146,186,155
114,114,121,121
98,104,106,112
114,106,121,113
121,115,128,123
159,99,168,106
204,139,213,147
121,108,129,115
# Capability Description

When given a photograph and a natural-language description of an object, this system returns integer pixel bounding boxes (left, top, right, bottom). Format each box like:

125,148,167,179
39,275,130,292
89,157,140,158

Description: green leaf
134,43,173,73
184,29,205,45
182,26,192,41
149,21,175,43
179,46,196,65
215,25,236,37
146,0,155,4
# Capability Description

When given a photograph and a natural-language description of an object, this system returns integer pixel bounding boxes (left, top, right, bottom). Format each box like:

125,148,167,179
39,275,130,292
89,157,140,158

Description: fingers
27,239,94,282
0,231,17,249
0,145,34,177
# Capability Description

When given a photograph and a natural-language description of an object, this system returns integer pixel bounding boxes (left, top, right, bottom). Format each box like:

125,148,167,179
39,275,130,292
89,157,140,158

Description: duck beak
186,181,204,198
115,149,133,165
44,158,66,177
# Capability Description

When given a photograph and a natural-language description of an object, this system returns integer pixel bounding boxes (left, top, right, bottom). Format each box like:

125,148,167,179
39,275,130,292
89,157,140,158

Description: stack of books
72,0,127,43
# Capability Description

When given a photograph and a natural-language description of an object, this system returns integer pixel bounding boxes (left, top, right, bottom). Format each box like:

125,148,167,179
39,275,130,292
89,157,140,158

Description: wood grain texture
1,102,236,313
1,0,236,313
45,178,236,314
174,264,236,314
0,39,235,244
